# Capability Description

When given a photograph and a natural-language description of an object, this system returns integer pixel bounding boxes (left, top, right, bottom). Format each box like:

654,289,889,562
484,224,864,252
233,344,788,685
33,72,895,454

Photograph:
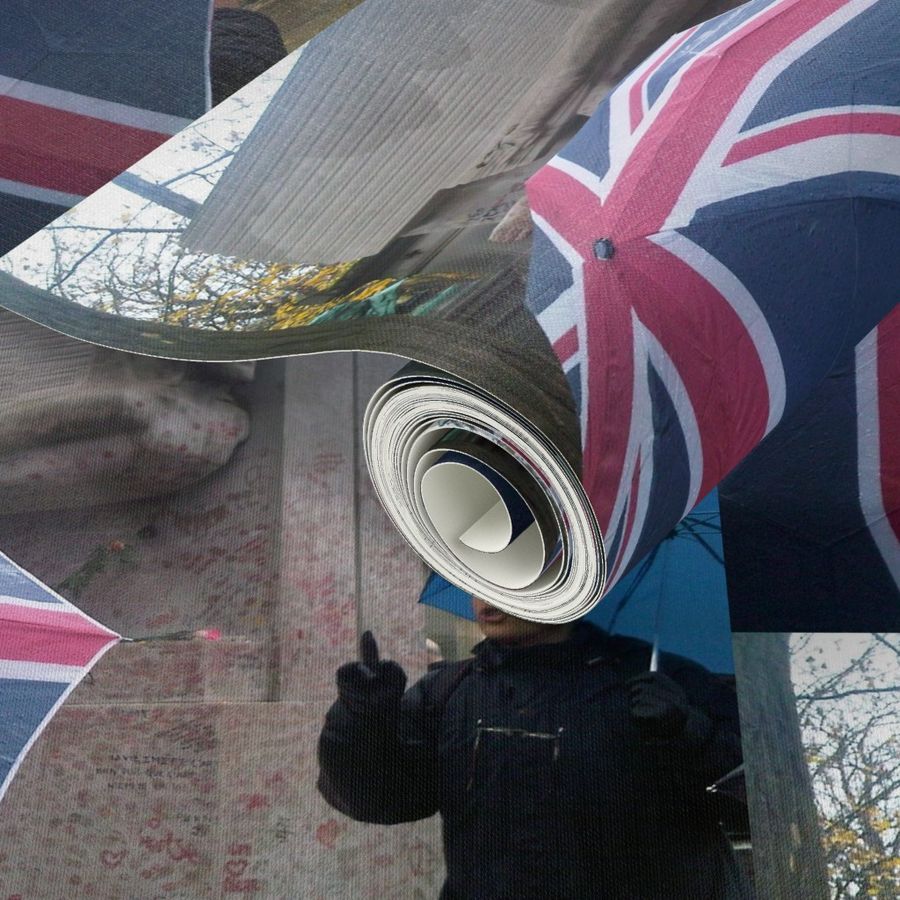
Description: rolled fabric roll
364,364,603,622
417,430,558,554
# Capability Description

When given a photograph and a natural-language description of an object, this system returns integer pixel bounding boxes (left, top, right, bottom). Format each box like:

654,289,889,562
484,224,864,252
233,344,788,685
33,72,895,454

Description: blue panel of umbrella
421,490,734,674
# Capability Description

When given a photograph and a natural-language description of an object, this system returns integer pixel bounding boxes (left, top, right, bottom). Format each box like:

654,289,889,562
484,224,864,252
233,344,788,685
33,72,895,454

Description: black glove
628,672,690,740
335,631,407,718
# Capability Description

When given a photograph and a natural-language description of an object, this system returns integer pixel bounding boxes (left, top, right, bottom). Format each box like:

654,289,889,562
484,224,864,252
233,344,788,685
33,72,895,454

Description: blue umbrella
421,490,734,674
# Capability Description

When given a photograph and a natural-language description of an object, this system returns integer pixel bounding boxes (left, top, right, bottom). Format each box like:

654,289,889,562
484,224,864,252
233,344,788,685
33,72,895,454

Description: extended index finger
359,630,380,671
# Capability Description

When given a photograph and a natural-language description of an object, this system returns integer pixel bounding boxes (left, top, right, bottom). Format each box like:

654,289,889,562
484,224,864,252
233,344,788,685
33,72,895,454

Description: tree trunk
733,632,830,899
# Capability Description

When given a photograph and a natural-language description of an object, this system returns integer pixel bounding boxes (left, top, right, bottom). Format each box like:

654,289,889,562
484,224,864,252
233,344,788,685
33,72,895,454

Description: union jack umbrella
0,0,213,255
721,305,900,629
0,551,119,804
525,0,900,620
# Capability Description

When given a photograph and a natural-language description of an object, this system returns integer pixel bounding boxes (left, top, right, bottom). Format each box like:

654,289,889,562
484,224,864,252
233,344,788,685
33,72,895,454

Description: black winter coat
318,623,748,899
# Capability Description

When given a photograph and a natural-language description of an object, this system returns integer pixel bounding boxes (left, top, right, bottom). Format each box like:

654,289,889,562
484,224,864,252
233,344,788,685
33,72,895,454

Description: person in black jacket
318,597,749,899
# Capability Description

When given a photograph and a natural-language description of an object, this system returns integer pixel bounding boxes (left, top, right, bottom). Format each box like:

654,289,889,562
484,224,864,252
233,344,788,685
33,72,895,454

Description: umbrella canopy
0,0,213,255
525,0,900,608
721,305,900,629
0,551,119,805
422,490,735,673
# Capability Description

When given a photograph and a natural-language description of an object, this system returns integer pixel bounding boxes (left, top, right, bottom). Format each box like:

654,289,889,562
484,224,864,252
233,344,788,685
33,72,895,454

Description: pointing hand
335,631,407,716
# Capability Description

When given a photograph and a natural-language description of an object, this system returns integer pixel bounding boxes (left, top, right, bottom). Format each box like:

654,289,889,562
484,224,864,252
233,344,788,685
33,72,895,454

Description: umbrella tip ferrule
593,238,615,260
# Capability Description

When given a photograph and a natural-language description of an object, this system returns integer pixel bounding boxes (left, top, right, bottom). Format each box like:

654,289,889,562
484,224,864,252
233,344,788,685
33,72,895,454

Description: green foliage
33,221,474,333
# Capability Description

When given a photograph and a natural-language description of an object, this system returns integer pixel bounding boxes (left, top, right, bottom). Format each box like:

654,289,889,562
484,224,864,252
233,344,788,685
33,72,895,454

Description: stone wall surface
0,353,445,898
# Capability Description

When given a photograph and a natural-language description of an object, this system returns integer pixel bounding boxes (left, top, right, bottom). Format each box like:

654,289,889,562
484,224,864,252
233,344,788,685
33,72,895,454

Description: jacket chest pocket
467,720,565,796
458,721,574,887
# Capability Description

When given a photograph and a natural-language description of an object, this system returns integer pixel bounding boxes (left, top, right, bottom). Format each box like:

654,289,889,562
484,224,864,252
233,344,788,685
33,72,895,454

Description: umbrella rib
606,543,660,632
678,518,725,565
